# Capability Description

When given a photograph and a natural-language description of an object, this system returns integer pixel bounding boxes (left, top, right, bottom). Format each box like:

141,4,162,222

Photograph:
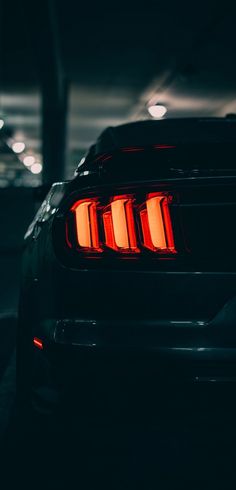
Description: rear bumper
34,294,236,384
37,291,236,355
27,250,236,410
31,331,236,418
30,300,236,416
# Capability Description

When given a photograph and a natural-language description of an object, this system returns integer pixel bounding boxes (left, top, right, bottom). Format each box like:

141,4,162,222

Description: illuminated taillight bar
140,194,176,253
67,192,176,255
70,199,102,252
103,196,139,253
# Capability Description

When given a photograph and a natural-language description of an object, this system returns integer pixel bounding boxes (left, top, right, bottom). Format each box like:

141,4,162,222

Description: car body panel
18,118,236,413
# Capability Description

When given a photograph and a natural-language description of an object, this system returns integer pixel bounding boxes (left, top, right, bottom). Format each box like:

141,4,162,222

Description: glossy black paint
18,118,236,414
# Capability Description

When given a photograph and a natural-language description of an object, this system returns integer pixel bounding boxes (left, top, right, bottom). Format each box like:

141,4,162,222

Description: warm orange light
111,199,129,248
67,193,176,256
71,199,101,251
146,196,167,249
33,337,43,350
103,196,139,253
140,195,176,253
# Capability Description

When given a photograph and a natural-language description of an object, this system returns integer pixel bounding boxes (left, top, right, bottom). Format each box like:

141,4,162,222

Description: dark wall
0,188,37,314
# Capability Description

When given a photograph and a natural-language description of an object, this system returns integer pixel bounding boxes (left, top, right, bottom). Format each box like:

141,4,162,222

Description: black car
17,117,236,419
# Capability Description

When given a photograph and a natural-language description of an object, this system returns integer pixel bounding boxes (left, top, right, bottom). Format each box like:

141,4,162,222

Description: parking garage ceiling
0,1,236,185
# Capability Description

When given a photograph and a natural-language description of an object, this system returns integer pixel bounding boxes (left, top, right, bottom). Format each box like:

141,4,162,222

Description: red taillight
103,196,139,253
33,337,43,350
66,192,176,256
140,195,176,253
70,199,102,252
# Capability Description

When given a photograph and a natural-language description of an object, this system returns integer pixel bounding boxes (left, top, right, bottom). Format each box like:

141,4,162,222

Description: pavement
1,315,236,489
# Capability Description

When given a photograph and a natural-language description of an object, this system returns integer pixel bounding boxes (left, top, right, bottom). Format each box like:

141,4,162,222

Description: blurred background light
23,155,35,166
148,104,167,118
30,162,42,174
12,141,25,153
0,119,4,130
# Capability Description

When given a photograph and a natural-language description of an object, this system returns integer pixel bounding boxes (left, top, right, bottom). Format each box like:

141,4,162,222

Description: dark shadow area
2,381,236,489
0,315,16,378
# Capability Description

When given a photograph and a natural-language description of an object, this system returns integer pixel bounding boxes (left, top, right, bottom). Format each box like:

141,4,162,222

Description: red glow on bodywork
33,337,43,350
102,155,113,162
94,153,107,162
153,144,176,149
121,147,145,152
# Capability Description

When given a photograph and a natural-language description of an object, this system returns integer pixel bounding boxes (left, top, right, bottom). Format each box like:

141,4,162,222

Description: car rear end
21,118,236,417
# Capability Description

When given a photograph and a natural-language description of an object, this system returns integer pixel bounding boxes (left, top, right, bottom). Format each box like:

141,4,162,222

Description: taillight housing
139,194,176,253
69,199,102,252
65,191,177,257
